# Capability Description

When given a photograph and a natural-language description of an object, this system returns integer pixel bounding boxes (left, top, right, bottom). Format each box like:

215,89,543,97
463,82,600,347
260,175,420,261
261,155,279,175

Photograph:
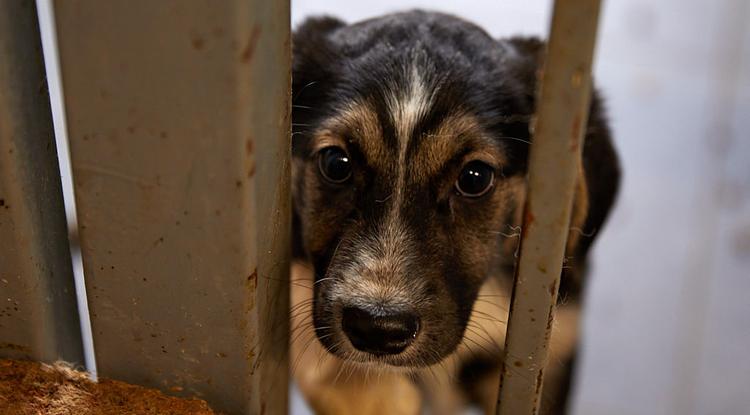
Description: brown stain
514,360,523,368
0,343,30,353
241,25,262,63
534,368,544,395
191,36,205,50
524,210,535,227
246,270,258,289
246,137,256,177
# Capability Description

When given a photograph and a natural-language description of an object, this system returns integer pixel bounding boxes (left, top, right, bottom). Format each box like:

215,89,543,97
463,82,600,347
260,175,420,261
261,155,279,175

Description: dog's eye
318,146,352,183
455,161,495,197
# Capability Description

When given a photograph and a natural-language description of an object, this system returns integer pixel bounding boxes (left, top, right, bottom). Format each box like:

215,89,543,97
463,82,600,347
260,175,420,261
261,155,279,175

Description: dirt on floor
0,359,217,414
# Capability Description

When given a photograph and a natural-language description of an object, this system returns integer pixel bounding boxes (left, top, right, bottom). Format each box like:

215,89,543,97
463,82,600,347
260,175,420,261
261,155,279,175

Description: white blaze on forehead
385,60,435,212
388,62,433,157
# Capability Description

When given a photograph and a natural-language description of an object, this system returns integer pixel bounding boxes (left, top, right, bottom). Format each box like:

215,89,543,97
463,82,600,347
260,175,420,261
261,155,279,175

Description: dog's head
291,11,619,367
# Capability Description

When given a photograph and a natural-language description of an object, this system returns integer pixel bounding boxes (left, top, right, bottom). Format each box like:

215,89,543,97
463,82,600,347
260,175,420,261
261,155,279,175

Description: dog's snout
341,306,420,355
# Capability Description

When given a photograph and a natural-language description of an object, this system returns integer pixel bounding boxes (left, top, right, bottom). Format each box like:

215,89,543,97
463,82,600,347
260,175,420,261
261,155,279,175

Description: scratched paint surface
54,1,290,413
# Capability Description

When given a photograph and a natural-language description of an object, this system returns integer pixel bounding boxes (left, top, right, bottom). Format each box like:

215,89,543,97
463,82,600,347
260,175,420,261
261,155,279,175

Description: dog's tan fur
291,260,580,414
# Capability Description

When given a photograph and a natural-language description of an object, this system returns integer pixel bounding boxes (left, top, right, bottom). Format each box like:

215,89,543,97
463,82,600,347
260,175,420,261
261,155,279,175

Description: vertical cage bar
53,0,291,413
0,0,84,365
496,0,601,414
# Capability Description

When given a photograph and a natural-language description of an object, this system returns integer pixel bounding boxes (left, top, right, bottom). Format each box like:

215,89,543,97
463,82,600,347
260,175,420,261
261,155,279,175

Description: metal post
0,0,84,365
496,0,602,414
53,1,291,413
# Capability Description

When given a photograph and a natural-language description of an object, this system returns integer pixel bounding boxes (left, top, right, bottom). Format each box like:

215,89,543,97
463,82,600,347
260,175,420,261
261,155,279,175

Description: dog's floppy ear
503,36,621,298
292,17,345,147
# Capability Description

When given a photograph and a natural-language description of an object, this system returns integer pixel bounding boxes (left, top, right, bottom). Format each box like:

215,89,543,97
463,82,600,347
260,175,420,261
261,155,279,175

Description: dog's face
291,12,618,368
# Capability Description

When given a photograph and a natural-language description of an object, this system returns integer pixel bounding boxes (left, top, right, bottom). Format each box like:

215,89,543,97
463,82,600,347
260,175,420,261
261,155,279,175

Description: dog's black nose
341,306,420,355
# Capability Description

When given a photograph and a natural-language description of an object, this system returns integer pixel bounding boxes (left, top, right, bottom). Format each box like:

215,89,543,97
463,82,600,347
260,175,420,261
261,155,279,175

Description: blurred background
39,0,749,414
289,0,750,414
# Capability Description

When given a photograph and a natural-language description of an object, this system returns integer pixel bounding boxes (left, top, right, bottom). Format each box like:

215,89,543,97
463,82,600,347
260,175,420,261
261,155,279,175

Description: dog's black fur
291,10,619,413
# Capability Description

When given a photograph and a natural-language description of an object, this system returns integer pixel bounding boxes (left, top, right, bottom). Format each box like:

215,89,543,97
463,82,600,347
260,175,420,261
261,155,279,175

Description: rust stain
245,138,254,154
0,343,30,353
534,369,544,395
524,210,535,227
191,36,205,50
241,25,262,63
246,270,258,288
549,279,557,296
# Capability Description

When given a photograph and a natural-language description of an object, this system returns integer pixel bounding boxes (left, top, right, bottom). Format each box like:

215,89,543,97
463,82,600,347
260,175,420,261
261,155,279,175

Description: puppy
290,10,619,415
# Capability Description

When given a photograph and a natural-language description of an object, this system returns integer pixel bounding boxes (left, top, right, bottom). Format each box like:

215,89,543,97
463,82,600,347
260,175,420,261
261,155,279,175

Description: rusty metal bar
53,1,291,413
0,0,84,365
496,0,602,414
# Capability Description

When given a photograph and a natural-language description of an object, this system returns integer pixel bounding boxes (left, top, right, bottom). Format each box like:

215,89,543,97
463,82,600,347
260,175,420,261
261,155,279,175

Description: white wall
291,1,750,414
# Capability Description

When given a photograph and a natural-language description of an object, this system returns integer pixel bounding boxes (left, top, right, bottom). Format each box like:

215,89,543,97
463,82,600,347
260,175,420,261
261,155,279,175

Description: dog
289,10,620,414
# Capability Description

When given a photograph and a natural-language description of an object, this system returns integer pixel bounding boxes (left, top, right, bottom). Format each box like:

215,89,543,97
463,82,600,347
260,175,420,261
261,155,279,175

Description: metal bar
53,1,291,413
0,0,84,365
496,0,602,414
